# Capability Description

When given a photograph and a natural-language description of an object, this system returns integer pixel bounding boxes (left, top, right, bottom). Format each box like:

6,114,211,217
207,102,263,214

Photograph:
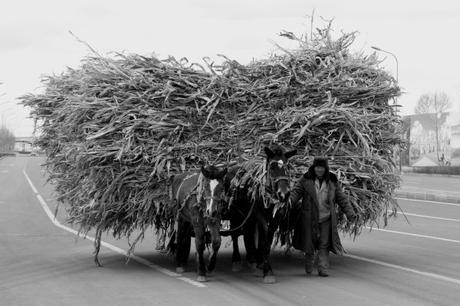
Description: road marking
345,254,460,286
364,226,460,244
396,197,460,207
23,170,206,288
397,211,460,222
401,187,460,196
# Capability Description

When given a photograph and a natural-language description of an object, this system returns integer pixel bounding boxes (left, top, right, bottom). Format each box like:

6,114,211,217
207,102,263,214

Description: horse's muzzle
277,191,290,202
205,208,218,219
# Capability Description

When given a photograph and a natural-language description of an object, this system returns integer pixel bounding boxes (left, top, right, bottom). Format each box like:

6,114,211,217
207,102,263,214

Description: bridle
201,180,227,221
266,159,290,196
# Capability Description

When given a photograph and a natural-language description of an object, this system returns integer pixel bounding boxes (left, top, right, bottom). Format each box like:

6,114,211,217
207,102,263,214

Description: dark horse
168,164,228,282
224,145,296,283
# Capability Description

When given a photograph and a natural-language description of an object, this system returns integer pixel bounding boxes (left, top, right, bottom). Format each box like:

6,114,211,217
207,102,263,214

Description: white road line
396,197,460,207
397,211,460,222
345,254,460,286
23,172,39,194
401,187,460,196
364,226,460,244
22,170,206,288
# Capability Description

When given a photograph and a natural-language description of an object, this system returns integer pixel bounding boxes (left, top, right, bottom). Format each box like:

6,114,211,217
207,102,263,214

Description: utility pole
371,46,402,171
434,92,440,164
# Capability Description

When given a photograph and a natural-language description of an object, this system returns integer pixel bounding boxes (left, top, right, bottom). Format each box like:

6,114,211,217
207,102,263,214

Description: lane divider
23,170,206,288
399,187,460,195
364,226,460,244
396,197,460,207
345,254,460,286
396,211,460,222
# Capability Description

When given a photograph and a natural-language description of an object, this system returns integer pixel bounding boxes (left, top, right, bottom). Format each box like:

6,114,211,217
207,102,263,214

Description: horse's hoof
263,275,276,284
176,267,185,273
232,262,242,272
206,267,215,275
248,262,257,272
197,275,207,282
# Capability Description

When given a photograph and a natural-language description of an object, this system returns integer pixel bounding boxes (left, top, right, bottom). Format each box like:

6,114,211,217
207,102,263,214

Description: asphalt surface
399,173,460,197
1,156,459,306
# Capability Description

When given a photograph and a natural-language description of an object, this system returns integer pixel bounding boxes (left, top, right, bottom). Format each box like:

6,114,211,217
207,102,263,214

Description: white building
14,137,34,153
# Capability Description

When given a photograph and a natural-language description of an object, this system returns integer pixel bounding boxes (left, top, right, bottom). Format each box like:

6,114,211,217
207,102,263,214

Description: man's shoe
318,270,329,277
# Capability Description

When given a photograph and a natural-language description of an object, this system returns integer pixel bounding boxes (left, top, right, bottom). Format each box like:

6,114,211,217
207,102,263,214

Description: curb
402,172,460,178
396,191,460,204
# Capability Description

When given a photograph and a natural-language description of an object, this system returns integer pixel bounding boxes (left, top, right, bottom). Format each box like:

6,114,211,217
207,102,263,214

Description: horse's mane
268,144,285,157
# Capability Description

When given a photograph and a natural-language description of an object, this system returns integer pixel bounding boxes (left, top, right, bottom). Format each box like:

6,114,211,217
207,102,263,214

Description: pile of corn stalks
20,22,402,255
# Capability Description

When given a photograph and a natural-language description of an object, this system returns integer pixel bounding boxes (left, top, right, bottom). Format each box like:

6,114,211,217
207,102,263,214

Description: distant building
14,136,34,153
402,112,460,166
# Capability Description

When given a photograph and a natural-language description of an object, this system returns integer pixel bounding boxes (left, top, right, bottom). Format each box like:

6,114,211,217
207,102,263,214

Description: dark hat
312,157,328,169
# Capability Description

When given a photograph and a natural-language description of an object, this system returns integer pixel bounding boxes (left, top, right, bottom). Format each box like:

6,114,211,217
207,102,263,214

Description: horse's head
200,165,228,218
264,145,297,202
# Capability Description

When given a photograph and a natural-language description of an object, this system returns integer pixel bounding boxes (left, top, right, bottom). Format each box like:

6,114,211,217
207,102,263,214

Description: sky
1,0,460,137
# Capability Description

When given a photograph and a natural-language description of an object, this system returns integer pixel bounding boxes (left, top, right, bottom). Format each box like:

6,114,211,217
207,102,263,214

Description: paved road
400,173,460,196
1,156,460,305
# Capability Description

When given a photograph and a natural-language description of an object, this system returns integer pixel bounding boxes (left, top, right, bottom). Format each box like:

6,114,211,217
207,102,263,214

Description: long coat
290,168,355,254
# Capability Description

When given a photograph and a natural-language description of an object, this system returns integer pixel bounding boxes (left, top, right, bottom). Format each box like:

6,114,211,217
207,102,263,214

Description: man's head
312,157,328,179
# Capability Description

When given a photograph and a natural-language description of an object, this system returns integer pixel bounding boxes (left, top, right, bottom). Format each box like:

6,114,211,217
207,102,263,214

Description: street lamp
371,46,399,82
371,46,402,172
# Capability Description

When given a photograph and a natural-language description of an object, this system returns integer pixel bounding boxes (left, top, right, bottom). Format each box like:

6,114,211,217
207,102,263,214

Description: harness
174,172,226,224
265,159,290,208
220,159,291,235
175,172,200,213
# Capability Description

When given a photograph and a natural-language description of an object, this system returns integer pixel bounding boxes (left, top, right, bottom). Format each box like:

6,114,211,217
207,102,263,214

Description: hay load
20,22,402,254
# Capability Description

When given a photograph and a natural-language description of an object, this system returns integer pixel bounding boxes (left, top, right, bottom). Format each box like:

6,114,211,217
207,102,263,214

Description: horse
168,164,228,282
224,145,296,283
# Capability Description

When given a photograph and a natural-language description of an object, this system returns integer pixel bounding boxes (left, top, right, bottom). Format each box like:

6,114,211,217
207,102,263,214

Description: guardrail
396,190,460,204
0,152,16,158
412,166,460,175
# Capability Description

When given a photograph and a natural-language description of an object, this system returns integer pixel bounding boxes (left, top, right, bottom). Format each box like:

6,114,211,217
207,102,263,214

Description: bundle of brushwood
20,22,402,258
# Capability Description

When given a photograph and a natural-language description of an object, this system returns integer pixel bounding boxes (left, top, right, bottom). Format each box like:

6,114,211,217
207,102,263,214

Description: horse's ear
201,165,210,178
285,149,297,159
264,146,274,159
219,168,228,179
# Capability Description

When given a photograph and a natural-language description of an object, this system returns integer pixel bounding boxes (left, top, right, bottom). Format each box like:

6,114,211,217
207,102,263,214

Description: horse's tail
165,231,177,255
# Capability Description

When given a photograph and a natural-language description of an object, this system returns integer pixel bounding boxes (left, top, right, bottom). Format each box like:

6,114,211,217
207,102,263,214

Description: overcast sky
1,0,459,137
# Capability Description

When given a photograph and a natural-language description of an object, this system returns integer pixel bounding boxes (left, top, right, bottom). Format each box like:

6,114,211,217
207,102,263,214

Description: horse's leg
206,222,222,273
243,217,258,271
229,214,242,272
257,214,276,284
191,211,207,282
175,218,191,273
231,229,242,272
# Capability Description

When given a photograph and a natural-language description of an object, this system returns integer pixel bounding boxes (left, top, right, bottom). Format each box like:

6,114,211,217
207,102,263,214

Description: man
289,157,356,277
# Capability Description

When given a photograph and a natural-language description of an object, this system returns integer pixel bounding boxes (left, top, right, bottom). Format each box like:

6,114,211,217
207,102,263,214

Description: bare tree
0,125,15,152
413,91,452,164
414,91,452,114
414,93,432,114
